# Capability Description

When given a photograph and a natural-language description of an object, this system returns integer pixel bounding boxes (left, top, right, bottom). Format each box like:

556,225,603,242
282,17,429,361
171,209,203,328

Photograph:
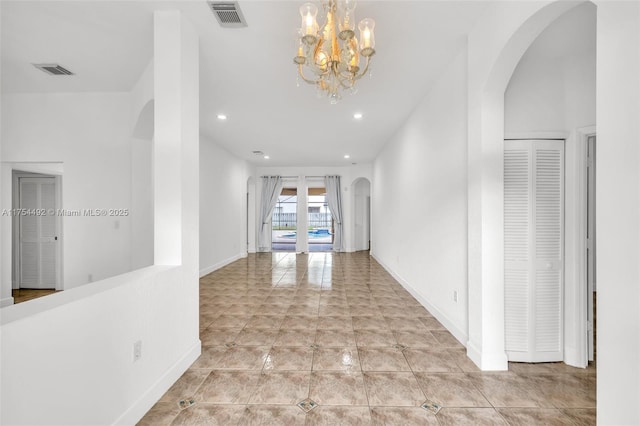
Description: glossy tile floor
139,252,596,425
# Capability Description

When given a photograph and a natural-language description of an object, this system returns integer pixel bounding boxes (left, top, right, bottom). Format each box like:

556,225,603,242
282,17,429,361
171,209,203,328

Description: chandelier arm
351,56,372,81
297,64,324,85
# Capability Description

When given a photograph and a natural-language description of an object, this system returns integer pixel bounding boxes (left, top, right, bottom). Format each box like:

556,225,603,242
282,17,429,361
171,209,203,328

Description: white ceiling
5,0,561,167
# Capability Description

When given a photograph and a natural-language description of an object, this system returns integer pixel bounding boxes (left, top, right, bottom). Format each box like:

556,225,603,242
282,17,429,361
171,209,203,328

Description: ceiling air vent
33,63,75,76
208,1,247,28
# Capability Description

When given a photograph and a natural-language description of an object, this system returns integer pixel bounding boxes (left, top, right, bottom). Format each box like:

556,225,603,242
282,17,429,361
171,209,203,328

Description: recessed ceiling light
264,155,270,159
217,114,227,120
344,154,350,159
353,113,363,119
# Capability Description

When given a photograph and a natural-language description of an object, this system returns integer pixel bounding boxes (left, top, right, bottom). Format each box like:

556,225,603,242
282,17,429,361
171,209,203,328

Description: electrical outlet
453,291,458,302
133,340,142,362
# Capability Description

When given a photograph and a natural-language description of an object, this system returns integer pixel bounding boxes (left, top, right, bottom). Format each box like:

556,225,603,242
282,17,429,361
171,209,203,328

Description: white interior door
505,139,565,363
18,177,58,289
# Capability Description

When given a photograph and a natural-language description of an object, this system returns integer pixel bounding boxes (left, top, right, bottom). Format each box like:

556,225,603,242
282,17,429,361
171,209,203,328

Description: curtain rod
259,175,337,179
259,175,339,178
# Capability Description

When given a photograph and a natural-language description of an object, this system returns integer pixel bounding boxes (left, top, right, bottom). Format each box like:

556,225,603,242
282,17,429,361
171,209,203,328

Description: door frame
576,126,597,366
12,171,64,291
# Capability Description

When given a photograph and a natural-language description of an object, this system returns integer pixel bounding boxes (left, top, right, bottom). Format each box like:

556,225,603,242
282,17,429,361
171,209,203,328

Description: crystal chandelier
294,0,376,104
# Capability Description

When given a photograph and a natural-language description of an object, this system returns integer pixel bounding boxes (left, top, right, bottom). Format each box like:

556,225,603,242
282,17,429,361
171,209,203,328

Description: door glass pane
272,188,297,251
308,188,333,252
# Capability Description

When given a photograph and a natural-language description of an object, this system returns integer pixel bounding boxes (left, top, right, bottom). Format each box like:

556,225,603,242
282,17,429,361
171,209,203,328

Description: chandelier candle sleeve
294,0,376,104
358,18,375,54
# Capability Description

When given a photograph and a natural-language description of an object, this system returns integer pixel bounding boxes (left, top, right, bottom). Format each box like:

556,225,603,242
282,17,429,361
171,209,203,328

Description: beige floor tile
436,407,508,425
137,401,180,426
385,317,429,331
211,314,251,329
393,330,440,348
280,315,318,330
403,348,461,373
466,372,552,408
497,408,576,425
354,329,397,347
170,404,246,426
244,314,285,329
273,329,317,347
305,406,372,425
316,315,352,330
309,371,369,406
431,330,464,348
358,347,412,371
249,371,311,405
238,405,306,426
524,374,596,408
362,372,425,406
194,371,261,404
215,346,270,370
447,348,482,372
414,372,491,407
315,329,357,347
351,316,390,330
312,347,360,371
200,328,242,346
369,406,439,425
160,370,210,403
561,408,597,425
234,329,279,346
263,347,314,371
189,346,226,369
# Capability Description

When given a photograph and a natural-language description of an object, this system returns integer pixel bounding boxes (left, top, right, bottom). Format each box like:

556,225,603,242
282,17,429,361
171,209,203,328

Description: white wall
371,50,469,344
1,92,134,288
0,11,201,425
596,2,640,424
199,136,250,276
504,2,596,367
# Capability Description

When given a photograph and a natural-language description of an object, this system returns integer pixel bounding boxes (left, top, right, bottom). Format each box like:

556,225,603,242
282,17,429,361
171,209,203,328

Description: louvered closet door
504,140,564,362
19,177,58,289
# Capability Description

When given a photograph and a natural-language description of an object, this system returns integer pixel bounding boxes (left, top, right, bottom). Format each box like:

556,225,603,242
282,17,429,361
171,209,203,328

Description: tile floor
139,252,596,425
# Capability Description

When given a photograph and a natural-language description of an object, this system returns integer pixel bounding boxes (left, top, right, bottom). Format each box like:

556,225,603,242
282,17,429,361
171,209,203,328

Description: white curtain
258,176,283,251
324,175,344,252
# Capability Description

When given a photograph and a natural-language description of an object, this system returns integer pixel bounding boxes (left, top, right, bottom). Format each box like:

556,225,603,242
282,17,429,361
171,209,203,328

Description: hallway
139,252,595,425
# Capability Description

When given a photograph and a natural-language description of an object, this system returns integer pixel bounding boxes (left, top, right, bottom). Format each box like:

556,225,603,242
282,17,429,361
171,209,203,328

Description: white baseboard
199,252,245,277
0,297,14,307
113,340,201,426
370,252,468,347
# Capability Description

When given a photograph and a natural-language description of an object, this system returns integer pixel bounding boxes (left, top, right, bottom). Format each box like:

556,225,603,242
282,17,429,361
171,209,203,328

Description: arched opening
467,1,588,370
504,2,596,367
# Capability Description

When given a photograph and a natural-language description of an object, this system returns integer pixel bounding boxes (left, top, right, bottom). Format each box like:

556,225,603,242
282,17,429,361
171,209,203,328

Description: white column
595,2,640,423
153,8,200,333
